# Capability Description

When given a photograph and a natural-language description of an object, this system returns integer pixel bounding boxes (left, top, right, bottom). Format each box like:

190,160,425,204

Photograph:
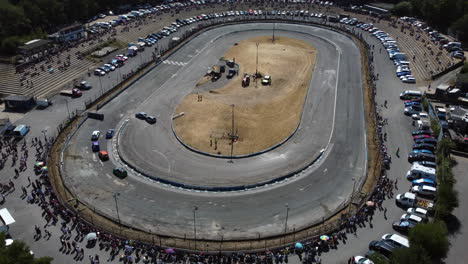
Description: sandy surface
173,36,316,156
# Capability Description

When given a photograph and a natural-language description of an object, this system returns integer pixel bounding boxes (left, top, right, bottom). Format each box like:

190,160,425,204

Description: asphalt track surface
63,23,366,240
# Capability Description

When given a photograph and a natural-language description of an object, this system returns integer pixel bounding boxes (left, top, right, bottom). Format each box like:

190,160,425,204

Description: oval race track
62,23,366,240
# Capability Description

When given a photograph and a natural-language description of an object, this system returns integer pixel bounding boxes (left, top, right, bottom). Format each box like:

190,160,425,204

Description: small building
3,95,35,112
48,23,85,43
18,39,53,58
448,106,468,134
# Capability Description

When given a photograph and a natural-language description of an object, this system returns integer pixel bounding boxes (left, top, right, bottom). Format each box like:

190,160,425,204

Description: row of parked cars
94,54,128,76
337,17,416,83
400,16,464,60
366,90,439,260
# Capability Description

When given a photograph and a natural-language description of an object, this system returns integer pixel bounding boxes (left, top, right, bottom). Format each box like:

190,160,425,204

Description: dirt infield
173,36,316,156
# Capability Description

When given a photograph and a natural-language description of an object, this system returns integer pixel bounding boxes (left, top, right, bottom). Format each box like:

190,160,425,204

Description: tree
436,138,455,158
391,1,412,16
408,221,449,260
435,181,459,220
451,13,468,44
0,232,53,264
390,244,431,264
367,252,390,264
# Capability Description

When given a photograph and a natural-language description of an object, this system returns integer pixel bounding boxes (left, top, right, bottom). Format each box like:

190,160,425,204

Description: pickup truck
396,192,434,210
60,88,82,98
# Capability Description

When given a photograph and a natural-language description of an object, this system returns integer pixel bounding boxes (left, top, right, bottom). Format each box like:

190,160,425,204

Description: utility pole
228,104,236,163
255,42,259,77
272,23,276,42
193,206,198,250
113,193,121,226
98,76,104,96
284,203,289,234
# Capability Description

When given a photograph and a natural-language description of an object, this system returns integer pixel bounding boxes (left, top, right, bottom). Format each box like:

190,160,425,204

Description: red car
413,134,433,140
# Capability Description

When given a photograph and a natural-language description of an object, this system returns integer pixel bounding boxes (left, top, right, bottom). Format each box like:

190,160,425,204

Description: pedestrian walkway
162,60,188,66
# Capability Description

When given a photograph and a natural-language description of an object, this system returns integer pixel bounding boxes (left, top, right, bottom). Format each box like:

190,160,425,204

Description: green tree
436,138,455,157
436,158,455,185
408,221,449,260
435,181,459,219
390,244,431,264
451,13,468,43
0,232,53,264
391,1,412,16
367,252,390,264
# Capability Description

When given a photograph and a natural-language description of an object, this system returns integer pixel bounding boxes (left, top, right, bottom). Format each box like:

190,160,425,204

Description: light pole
98,76,104,96
193,206,198,250
284,203,289,234
272,23,276,42
352,177,357,196
65,98,71,119
113,193,121,226
255,42,259,77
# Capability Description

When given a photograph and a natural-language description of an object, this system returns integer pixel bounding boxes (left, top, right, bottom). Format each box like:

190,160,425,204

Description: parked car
408,152,435,163
413,160,437,168
411,185,437,198
412,178,436,187
392,220,416,234
407,207,429,218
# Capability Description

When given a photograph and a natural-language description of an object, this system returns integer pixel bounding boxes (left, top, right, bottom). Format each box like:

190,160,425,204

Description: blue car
397,71,411,77
412,178,436,187
412,149,434,155
404,101,421,107
106,129,115,139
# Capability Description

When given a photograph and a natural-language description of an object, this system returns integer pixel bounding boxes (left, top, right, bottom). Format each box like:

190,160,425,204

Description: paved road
3,11,460,264
63,22,366,240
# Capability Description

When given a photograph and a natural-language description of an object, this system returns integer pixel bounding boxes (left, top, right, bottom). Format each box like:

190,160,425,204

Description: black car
411,130,432,136
135,112,148,119
408,152,436,163
414,137,437,145
368,240,396,258
392,220,416,234
412,143,436,152
146,116,157,124
414,160,437,168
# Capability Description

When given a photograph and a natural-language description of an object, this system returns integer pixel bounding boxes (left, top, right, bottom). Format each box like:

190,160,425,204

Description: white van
406,164,436,181
381,233,410,248
400,90,422,100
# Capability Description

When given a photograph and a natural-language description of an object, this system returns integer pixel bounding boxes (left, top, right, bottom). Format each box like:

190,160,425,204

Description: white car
94,69,106,76
412,112,427,120
406,207,428,219
401,75,416,83
400,213,424,224
91,130,101,141
104,64,116,71
354,256,374,264
411,185,436,197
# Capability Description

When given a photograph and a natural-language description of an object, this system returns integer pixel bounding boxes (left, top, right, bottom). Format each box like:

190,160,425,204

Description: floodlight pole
272,23,276,42
255,42,259,77
193,206,198,250
284,203,289,234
